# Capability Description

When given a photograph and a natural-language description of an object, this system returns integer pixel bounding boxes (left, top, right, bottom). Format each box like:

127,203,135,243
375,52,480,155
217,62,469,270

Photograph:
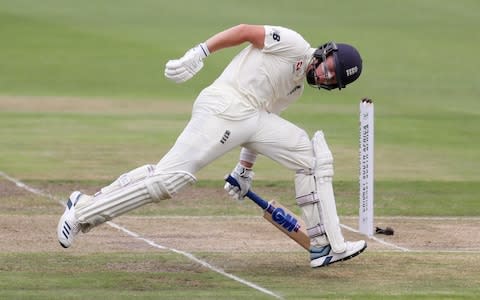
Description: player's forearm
205,24,265,54
239,147,257,169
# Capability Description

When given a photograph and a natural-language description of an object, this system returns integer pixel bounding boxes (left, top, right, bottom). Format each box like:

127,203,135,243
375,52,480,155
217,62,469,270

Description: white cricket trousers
156,105,315,174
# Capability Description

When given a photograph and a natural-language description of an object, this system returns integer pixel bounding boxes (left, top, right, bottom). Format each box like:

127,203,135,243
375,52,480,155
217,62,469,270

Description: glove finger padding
164,43,209,83
165,62,185,76
224,163,254,201
229,189,241,200
165,59,183,69
223,182,239,199
165,67,194,83
164,59,195,83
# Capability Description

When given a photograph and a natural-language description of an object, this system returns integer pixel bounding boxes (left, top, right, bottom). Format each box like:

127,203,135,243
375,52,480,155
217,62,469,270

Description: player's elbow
235,24,265,49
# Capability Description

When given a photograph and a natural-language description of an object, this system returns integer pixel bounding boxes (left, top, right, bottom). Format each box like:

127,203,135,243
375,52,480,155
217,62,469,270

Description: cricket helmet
307,41,363,90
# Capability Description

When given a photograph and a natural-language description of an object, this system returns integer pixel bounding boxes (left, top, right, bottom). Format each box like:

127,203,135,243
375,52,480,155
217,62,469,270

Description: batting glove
224,163,254,201
164,43,209,83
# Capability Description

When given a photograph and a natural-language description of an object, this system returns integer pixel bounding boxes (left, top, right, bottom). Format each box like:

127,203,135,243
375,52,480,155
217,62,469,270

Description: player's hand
164,43,209,83
224,163,254,201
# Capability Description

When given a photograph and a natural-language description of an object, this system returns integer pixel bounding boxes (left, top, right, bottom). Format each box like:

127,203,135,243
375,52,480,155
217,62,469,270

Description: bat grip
225,175,269,210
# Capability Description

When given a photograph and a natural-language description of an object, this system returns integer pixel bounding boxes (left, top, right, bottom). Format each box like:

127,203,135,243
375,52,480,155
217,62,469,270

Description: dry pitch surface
1,177,479,255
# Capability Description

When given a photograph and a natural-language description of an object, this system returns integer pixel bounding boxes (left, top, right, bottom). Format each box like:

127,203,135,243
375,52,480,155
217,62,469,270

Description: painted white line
367,249,480,254
0,171,52,198
106,222,283,299
0,171,284,300
340,224,411,252
343,216,480,221
120,215,264,220
123,215,480,221
115,216,480,252
120,215,480,225
107,216,480,253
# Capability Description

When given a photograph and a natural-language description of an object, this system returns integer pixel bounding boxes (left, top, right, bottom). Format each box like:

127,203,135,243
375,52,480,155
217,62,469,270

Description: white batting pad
76,171,195,231
100,164,155,195
312,131,346,253
295,172,329,248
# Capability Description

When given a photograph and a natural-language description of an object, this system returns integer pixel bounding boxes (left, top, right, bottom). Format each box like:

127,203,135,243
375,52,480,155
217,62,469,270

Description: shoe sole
312,242,367,268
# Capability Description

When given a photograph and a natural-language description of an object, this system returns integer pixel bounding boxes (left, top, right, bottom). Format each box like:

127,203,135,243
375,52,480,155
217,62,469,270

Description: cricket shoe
310,240,367,268
57,191,85,248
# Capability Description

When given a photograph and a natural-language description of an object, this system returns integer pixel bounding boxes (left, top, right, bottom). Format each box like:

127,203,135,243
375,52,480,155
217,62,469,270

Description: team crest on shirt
292,60,305,81
294,61,303,71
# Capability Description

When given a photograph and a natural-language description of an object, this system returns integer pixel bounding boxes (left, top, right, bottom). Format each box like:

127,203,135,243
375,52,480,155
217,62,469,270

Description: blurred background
0,0,479,210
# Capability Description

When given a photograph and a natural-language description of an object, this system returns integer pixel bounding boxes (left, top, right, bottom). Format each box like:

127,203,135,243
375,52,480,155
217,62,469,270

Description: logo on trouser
220,130,231,144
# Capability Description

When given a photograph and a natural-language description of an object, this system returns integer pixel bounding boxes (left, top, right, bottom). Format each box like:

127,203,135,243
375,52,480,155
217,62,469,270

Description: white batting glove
224,163,254,201
164,43,210,83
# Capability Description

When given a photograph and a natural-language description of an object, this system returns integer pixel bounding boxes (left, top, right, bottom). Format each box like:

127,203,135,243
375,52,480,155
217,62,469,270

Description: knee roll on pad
312,131,334,179
145,171,196,202
100,164,156,194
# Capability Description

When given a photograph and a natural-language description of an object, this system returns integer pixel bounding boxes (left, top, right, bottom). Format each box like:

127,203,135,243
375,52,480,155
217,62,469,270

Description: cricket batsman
57,24,366,268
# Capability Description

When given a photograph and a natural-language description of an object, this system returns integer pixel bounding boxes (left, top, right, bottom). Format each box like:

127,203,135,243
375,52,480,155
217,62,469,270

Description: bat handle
225,175,269,210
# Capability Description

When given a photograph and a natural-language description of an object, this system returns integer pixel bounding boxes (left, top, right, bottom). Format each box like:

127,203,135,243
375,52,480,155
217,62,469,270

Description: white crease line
118,216,479,252
124,215,480,221
105,222,283,299
366,249,480,254
340,224,411,252
0,171,284,300
0,171,52,198
121,215,480,221
121,215,264,220
343,216,480,221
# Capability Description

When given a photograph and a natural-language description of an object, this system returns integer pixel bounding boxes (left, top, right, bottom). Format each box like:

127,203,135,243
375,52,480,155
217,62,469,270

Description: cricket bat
226,175,310,250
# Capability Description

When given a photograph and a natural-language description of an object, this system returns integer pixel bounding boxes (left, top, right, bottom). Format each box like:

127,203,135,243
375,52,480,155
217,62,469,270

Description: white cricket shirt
196,25,315,120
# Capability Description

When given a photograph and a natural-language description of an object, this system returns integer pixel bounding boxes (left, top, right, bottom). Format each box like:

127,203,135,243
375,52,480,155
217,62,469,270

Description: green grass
1,0,479,102
1,0,479,183
1,98,479,182
1,252,479,299
1,0,480,299
0,253,257,300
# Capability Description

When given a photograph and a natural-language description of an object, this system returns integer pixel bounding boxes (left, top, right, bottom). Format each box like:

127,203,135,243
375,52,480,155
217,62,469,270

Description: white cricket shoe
310,240,367,268
57,191,84,248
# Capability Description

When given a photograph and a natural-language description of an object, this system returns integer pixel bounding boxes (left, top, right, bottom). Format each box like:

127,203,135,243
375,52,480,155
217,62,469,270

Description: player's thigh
245,112,314,171
156,113,258,174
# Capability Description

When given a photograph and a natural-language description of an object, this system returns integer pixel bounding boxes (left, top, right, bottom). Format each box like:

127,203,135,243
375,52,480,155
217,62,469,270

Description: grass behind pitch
1,0,479,182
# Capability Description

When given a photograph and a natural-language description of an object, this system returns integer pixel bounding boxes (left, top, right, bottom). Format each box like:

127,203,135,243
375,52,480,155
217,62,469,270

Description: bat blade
225,175,310,250
262,199,310,250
